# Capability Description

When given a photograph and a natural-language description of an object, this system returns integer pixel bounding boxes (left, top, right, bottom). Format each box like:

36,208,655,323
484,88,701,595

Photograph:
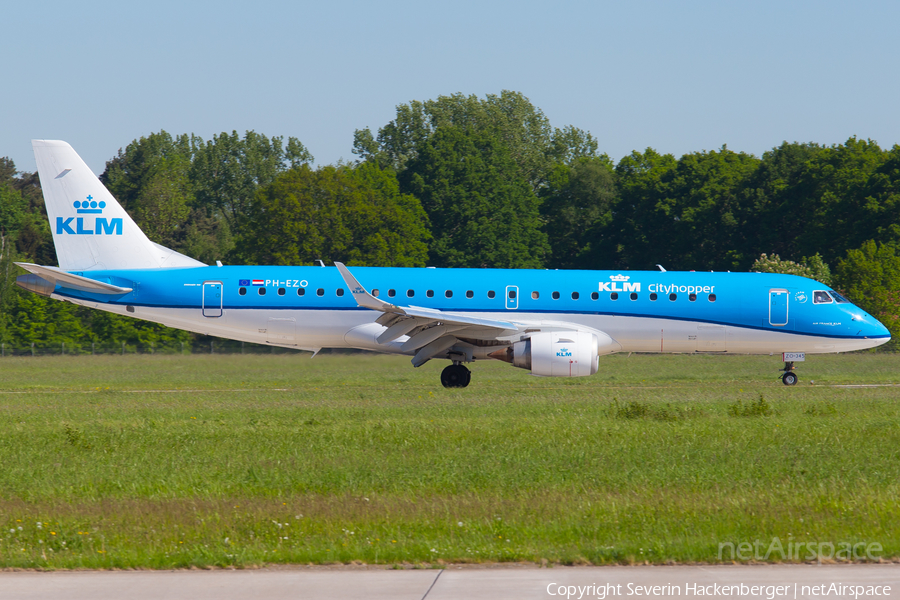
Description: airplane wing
335,262,521,365
16,262,133,294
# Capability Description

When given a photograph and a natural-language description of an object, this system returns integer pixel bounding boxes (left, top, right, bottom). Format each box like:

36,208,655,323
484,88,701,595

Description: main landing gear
781,361,798,386
441,363,471,388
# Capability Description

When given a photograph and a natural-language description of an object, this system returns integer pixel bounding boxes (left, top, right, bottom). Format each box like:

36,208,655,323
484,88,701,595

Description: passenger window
466,290,473,298
507,290,516,299
316,288,324,297
630,293,638,301
591,292,599,300
708,293,716,302
669,293,677,301
336,288,344,297
427,290,434,298
258,287,266,296
610,292,618,300
278,287,286,296
650,293,658,301
371,289,379,297
813,291,833,304
532,291,539,299
828,291,850,303
407,289,414,298
446,290,453,298
572,291,580,300
388,289,396,298
689,293,696,302
239,287,247,296
487,290,495,299
552,291,560,300
297,288,305,297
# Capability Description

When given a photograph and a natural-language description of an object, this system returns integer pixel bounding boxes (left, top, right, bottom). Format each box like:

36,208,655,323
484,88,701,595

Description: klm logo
599,274,640,293
56,196,122,235
556,347,573,357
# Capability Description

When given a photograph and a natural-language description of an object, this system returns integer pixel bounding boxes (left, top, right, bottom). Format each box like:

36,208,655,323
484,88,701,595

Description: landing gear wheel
782,372,798,386
441,364,471,388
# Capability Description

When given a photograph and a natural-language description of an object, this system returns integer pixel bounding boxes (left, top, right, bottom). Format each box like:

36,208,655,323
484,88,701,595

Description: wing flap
376,318,420,344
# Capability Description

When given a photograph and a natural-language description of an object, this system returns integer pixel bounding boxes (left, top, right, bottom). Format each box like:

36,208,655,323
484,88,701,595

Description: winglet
334,262,401,313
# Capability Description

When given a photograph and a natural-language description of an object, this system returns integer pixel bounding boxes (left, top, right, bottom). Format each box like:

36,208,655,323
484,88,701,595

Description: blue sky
2,0,898,174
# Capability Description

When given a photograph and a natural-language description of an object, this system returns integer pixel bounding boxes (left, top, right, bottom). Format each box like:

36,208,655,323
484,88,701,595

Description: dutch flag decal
252,279,264,286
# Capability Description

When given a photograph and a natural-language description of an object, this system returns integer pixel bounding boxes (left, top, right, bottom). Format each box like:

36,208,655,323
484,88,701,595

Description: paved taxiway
0,565,897,600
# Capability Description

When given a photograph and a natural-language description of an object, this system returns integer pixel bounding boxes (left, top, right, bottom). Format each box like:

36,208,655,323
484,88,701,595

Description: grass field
0,351,898,568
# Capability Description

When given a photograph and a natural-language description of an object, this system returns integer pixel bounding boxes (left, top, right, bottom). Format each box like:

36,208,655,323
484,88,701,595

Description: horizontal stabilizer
15,263,133,294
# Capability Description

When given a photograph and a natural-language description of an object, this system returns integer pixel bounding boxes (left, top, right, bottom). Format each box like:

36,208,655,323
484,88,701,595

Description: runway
0,564,897,600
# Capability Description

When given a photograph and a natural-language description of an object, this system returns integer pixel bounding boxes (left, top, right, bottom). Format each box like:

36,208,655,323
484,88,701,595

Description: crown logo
74,195,106,214
610,274,630,281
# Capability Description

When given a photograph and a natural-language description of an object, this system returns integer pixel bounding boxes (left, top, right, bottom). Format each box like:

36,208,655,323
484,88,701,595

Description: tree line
1,90,898,350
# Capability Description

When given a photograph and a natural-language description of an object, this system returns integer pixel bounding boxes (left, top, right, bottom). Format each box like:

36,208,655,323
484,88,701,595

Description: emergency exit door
505,285,519,309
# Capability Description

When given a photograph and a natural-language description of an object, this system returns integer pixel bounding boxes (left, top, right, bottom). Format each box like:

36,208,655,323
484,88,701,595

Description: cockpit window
813,291,833,304
828,291,850,303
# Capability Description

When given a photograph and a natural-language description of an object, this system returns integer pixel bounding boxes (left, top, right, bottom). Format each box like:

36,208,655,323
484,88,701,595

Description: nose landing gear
441,363,471,388
781,361,798,386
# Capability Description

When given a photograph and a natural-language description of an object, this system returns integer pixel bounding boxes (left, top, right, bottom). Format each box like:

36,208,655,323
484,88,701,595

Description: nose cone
871,319,891,340
850,307,891,345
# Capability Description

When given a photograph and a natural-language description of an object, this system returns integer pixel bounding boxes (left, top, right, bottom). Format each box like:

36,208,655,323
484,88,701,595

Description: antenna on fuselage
656,264,666,272
315,260,325,267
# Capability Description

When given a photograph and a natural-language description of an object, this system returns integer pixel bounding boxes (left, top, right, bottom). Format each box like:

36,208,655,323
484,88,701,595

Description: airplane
15,140,891,387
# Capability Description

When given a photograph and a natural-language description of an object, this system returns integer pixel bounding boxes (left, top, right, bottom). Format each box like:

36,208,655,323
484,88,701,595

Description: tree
540,156,617,269
834,241,900,348
242,163,430,267
133,155,192,249
101,129,314,263
191,130,312,230
789,138,887,264
602,146,760,271
751,253,832,285
741,141,824,260
354,91,597,190
101,131,199,253
601,147,677,269
102,131,193,213
401,126,548,269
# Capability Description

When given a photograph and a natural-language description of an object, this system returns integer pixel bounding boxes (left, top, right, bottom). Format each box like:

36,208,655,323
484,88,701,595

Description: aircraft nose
851,309,891,339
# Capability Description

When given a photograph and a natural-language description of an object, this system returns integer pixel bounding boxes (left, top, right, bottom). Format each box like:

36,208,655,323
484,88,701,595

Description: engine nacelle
511,331,605,377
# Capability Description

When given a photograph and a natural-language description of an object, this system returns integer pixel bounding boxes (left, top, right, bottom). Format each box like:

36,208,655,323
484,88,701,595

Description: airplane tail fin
32,140,204,271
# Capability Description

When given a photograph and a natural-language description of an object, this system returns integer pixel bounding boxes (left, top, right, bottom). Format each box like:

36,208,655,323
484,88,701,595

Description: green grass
0,351,898,568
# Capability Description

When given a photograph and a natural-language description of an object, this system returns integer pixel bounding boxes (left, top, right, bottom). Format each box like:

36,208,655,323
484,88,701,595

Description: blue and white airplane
16,140,891,387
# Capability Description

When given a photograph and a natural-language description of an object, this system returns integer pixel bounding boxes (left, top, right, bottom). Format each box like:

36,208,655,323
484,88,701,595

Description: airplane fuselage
48,265,890,357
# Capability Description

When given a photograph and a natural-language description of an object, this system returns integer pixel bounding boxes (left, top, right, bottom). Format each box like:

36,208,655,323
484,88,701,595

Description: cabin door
769,289,788,326
202,281,223,317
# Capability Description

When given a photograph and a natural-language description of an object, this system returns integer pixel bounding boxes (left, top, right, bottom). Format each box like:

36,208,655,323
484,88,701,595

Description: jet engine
490,331,618,377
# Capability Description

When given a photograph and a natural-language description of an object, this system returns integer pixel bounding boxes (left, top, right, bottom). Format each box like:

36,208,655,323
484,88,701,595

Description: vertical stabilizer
32,140,204,271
